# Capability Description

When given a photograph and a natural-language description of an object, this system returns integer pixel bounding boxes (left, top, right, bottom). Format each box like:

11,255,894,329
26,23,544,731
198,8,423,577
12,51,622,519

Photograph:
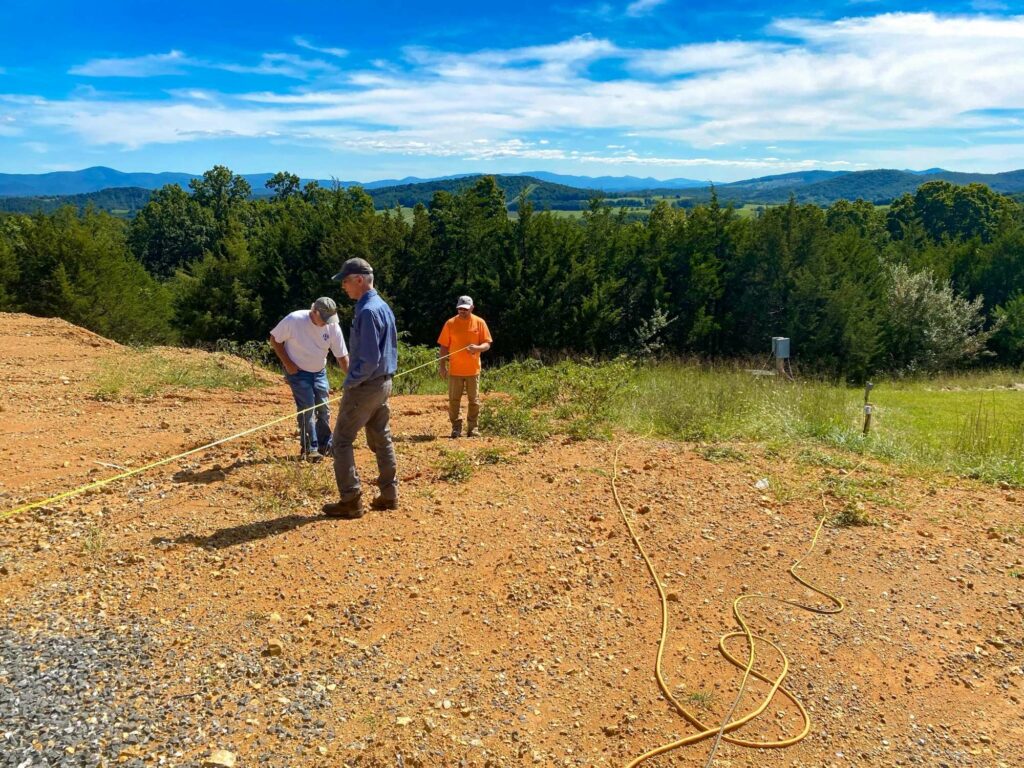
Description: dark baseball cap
332,258,373,281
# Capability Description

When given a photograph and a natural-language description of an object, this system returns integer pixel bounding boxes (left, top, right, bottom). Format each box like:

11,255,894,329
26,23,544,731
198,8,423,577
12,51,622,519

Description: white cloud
625,0,669,18
15,13,1024,173
218,52,338,79
631,41,784,75
69,49,338,80
69,50,193,77
294,36,349,58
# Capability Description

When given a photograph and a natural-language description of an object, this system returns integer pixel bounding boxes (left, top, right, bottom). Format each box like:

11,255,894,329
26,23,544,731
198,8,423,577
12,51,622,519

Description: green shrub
479,401,550,442
395,341,445,395
437,449,474,483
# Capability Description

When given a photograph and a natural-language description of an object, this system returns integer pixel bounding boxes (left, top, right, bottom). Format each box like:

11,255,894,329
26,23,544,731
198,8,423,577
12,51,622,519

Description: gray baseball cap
456,295,473,309
331,258,374,281
312,297,340,324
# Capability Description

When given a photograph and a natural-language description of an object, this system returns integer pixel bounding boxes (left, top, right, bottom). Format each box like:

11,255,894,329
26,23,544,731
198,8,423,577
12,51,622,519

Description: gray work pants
332,377,397,503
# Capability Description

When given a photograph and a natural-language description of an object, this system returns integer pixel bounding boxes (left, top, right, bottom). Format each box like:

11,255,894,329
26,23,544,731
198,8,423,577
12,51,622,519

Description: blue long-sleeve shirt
344,289,398,388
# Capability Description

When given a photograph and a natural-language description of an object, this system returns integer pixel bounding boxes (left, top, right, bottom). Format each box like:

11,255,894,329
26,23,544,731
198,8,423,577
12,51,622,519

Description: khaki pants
448,374,480,431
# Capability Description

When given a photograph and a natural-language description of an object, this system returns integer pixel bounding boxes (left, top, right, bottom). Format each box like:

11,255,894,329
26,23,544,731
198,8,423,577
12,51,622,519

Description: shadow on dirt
157,513,331,549
393,433,438,443
171,455,296,485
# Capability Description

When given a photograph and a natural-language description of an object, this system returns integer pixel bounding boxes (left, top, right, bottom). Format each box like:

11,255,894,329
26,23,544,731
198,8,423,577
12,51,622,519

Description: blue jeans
332,377,397,502
284,369,332,455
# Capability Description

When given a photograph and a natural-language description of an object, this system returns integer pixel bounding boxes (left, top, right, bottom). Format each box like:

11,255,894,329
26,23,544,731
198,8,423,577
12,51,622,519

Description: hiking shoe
370,496,399,511
301,451,323,464
466,427,480,438
319,444,333,459
322,496,364,519
449,428,461,439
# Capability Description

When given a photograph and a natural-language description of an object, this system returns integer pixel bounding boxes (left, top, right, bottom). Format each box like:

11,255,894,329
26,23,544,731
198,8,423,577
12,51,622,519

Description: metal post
862,381,874,435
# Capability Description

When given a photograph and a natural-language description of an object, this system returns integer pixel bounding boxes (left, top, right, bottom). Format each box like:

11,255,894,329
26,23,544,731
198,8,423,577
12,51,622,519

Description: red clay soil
1,311,1021,767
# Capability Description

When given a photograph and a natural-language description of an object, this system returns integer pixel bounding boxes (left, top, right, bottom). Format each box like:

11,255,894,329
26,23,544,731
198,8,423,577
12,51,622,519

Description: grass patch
247,459,334,516
796,446,856,470
80,526,107,554
675,688,717,711
698,444,747,462
94,348,267,400
437,449,474,483
481,358,632,440
830,502,877,528
475,447,512,465
479,400,550,442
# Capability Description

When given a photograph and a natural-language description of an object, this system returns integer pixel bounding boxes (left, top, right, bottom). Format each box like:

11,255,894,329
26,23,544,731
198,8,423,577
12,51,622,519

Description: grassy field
613,362,1024,486
475,358,1024,486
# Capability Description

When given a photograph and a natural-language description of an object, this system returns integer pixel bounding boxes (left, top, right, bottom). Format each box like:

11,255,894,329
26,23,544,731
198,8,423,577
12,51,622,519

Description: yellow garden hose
611,439,845,767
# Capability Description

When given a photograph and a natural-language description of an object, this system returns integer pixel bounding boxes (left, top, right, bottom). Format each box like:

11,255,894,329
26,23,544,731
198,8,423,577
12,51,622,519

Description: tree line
1,165,1022,380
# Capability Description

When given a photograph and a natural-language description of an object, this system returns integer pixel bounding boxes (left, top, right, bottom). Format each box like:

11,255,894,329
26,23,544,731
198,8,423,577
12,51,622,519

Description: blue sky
1,0,1023,182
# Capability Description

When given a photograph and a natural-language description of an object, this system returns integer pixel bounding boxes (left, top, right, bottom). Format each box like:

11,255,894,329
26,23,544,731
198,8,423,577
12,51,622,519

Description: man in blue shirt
322,258,399,519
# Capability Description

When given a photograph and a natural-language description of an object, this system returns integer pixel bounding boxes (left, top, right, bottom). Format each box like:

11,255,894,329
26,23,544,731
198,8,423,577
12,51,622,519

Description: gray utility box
772,337,791,359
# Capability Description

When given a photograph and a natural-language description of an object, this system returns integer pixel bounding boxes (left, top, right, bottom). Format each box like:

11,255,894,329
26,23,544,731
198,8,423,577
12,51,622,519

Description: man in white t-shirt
269,297,350,461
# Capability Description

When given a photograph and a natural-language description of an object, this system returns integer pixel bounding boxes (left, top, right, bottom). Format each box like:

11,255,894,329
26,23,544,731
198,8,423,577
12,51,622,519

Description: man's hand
439,364,448,380
466,344,481,354
284,362,299,376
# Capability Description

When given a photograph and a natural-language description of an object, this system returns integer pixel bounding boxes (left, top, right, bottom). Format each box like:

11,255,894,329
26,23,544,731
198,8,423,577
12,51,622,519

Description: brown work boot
322,495,364,519
370,496,399,511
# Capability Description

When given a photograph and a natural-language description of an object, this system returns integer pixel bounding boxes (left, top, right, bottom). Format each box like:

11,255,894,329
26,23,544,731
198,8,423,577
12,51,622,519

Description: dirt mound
0,311,123,349
1,314,1022,768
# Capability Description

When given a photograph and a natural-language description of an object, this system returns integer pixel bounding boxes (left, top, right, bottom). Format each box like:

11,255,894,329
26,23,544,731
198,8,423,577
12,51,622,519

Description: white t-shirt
270,310,349,373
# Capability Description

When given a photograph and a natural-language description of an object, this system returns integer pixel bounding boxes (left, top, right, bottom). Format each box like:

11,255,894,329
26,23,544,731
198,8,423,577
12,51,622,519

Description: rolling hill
3,166,1024,216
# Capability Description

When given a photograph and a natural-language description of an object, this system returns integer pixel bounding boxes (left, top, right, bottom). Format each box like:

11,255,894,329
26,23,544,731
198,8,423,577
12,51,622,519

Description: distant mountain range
708,168,1024,205
2,166,1024,215
0,167,347,197
0,166,710,197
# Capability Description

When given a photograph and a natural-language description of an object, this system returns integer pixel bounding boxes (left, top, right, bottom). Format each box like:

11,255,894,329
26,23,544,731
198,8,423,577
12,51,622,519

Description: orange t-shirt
438,314,493,376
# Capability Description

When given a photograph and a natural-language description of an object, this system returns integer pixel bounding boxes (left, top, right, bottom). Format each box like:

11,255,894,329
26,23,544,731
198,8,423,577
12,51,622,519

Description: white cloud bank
11,13,1024,170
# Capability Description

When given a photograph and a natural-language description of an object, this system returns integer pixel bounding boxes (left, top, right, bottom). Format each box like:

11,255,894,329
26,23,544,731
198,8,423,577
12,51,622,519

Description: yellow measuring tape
0,346,469,523
610,439,844,767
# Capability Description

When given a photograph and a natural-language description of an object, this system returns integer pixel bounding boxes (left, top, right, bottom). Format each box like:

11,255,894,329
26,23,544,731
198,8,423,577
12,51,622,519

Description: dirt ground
1,311,1021,768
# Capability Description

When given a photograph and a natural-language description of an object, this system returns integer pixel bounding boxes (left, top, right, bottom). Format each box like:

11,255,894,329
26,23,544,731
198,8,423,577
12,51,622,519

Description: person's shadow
158,512,330,550
171,455,278,486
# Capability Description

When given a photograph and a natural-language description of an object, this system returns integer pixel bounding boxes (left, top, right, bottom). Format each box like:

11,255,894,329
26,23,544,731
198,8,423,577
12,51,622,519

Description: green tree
128,184,214,278
990,293,1024,364
189,165,252,226
4,208,172,342
883,263,992,371
266,171,301,201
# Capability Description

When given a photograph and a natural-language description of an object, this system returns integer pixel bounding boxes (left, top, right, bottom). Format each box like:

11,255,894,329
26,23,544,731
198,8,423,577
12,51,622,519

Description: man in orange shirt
438,295,493,438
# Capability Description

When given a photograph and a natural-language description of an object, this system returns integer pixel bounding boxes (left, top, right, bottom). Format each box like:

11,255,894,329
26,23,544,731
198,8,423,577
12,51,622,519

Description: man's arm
467,320,493,355
346,310,384,386
438,345,449,379
329,327,350,374
269,334,298,375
